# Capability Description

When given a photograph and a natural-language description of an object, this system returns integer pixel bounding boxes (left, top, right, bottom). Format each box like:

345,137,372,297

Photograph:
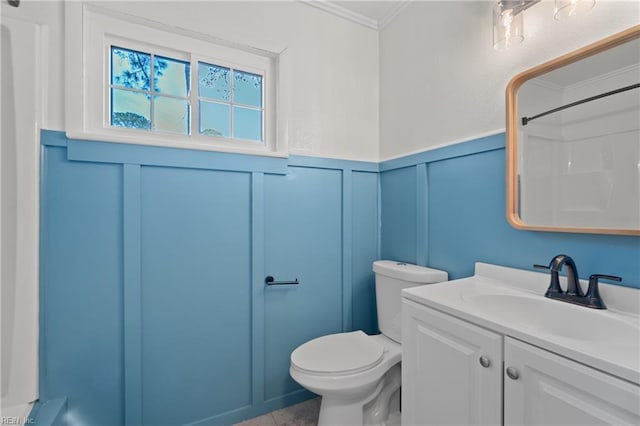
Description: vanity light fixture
493,0,596,50
554,0,596,20
493,1,526,50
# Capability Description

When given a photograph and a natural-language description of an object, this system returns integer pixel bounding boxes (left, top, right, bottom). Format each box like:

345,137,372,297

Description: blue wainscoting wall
41,146,125,426
39,129,639,426
39,131,379,426
380,134,640,287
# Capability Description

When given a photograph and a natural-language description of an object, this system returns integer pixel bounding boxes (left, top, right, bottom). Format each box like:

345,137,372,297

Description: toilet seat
291,331,384,376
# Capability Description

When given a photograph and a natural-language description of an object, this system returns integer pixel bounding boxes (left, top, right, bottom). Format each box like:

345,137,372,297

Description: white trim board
378,0,413,29
300,0,412,31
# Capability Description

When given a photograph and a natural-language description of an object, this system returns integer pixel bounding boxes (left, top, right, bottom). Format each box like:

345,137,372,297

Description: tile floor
235,398,321,426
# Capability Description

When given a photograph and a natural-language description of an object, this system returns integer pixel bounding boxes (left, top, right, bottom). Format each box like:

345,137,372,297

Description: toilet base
317,364,401,426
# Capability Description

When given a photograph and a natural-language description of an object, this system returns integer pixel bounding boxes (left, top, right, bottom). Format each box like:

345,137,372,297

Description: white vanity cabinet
402,299,640,426
402,299,502,425
504,337,640,425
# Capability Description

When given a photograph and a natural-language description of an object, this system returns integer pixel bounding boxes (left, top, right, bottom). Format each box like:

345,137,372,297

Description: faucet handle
589,274,622,283
584,274,622,310
533,263,563,296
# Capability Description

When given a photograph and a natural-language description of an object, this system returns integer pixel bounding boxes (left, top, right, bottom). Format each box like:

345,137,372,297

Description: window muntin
197,61,264,142
109,47,264,143
110,46,191,134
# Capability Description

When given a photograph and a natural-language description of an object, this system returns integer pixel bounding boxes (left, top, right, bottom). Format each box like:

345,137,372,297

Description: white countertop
402,262,640,385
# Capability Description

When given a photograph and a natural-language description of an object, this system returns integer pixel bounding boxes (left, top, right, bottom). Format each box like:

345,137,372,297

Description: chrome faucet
534,254,621,309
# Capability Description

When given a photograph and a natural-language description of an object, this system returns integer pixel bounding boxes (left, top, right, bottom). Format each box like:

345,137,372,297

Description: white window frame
67,4,287,157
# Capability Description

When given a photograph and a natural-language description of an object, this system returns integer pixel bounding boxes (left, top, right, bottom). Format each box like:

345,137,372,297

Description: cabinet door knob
506,367,520,380
479,356,491,368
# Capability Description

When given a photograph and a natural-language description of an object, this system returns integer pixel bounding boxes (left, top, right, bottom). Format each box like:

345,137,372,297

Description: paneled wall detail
40,131,379,425
41,129,639,426
380,133,640,287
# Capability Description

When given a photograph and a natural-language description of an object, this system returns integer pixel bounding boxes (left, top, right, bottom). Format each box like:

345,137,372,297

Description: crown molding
378,0,412,29
299,0,381,30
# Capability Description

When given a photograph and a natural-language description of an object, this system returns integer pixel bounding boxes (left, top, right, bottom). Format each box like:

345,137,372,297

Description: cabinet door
402,300,503,426
504,337,640,425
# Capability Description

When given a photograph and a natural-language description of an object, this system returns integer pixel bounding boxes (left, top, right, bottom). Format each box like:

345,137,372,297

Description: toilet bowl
290,261,448,426
290,332,401,426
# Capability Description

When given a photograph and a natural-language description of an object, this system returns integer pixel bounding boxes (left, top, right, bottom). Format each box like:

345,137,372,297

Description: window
75,6,283,155
109,47,265,143
110,47,191,134
197,62,263,142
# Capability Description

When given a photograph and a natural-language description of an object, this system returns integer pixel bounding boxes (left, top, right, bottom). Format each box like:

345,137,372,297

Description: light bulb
554,0,596,20
493,3,524,50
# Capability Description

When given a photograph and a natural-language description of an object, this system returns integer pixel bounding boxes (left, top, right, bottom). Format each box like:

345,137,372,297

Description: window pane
154,56,190,97
111,47,152,91
200,101,230,137
233,70,262,107
111,89,151,129
198,62,230,101
154,96,189,134
233,107,262,141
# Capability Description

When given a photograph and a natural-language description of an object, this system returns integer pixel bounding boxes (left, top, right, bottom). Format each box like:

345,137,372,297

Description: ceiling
302,0,412,30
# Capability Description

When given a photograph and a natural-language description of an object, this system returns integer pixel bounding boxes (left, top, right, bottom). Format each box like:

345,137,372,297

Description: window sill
65,131,289,159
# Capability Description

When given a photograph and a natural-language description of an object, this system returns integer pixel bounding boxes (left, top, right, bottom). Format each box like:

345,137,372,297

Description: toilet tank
373,260,448,343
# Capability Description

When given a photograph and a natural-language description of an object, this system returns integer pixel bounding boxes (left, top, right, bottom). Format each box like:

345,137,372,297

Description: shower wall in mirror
506,26,640,235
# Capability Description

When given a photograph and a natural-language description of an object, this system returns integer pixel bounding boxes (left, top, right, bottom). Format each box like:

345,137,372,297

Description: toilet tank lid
373,260,448,283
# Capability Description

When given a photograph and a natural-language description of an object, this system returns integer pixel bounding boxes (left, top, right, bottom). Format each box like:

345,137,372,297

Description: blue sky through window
234,107,261,141
200,101,230,137
198,61,263,141
155,56,190,97
111,89,151,129
199,63,230,101
233,70,262,107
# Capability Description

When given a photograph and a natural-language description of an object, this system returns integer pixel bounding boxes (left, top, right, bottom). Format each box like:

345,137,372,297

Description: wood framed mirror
506,25,640,236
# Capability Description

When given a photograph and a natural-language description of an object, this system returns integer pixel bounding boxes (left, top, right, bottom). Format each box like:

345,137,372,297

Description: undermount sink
462,292,639,344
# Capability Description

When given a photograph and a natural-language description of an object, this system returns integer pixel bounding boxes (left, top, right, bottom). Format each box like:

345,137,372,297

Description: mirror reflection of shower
514,34,640,232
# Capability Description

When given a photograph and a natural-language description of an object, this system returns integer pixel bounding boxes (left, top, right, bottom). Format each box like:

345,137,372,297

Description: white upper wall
1,1,380,161
3,1,638,163
379,0,640,160
0,1,65,134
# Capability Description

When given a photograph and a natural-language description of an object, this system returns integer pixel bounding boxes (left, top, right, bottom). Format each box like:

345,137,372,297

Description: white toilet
289,260,448,426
